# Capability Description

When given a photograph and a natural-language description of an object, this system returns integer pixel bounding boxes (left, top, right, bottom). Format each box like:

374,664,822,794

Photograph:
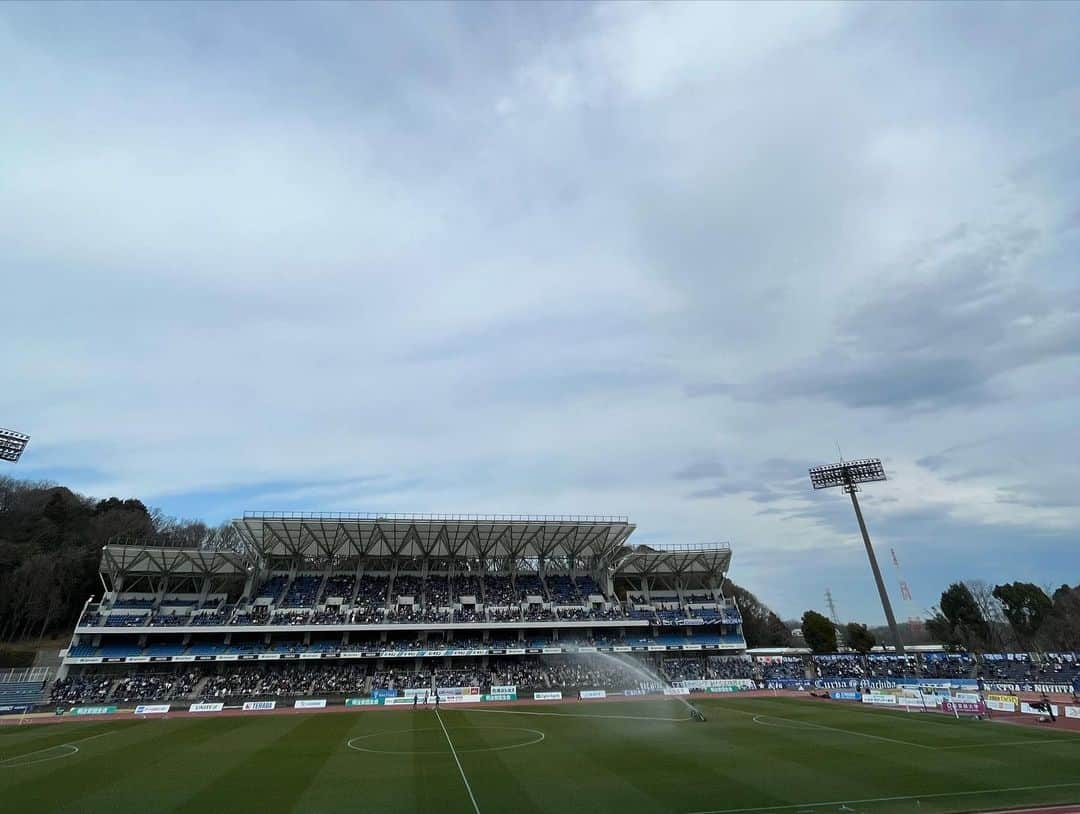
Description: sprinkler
689,705,706,722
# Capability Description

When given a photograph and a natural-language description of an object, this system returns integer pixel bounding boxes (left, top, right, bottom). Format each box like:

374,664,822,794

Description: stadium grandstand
54,512,747,703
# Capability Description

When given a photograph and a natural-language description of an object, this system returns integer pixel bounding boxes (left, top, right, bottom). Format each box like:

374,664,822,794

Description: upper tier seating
256,575,288,601
548,575,581,604
515,575,545,601
483,575,515,605
282,575,321,607
106,613,149,627
453,574,483,601
392,575,422,601
320,574,356,603
578,576,602,596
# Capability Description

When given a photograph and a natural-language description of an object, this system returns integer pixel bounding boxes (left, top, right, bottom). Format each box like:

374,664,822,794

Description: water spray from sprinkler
591,651,707,722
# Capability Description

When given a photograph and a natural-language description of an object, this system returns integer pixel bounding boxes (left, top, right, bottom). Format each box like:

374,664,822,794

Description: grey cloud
915,454,948,471
698,225,1080,411
674,459,728,480
764,356,993,409
681,457,807,504
2,3,1079,622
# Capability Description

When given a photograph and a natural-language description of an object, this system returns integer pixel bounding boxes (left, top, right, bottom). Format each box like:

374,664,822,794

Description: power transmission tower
825,589,842,628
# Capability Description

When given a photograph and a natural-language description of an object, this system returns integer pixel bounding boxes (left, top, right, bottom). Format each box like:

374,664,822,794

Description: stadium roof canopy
236,511,637,566
101,545,249,580
97,513,735,579
613,543,731,580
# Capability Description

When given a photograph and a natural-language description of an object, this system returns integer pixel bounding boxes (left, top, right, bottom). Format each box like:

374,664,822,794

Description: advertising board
986,693,1018,713
830,691,862,701
70,706,117,715
862,692,898,706
133,704,171,715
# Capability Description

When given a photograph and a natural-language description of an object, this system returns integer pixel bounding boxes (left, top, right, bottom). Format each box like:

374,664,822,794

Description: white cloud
2,2,1079,621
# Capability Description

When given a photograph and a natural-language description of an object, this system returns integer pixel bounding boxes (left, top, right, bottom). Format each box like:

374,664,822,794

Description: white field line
684,780,1080,814
345,726,545,755
749,714,933,749
460,707,692,723
0,730,112,766
0,744,78,767
705,701,935,750
435,708,481,814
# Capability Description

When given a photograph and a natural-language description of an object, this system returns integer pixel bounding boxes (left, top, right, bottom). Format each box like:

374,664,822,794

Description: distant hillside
720,578,793,649
0,476,205,642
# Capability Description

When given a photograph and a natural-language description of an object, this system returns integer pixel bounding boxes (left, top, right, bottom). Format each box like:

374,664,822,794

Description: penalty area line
749,714,932,750
435,707,481,814
684,780,1080,814
705,702,931,749
0,730,113,764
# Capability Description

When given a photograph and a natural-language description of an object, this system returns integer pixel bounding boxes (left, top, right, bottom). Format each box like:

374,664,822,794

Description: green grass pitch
2,696,1079,814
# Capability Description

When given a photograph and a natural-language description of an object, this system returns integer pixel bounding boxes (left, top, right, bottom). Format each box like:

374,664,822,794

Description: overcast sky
3,2,1078,623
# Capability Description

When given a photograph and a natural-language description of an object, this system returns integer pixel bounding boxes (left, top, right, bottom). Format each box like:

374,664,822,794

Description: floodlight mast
0,428,30,464
808,458,905,655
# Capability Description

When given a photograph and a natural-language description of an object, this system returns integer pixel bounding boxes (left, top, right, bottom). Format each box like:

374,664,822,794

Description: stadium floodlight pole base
848,488,905,656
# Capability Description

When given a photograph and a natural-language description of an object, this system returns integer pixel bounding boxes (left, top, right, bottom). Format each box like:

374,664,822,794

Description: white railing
244,511,630,523
646,542,731,552
0,667,50,684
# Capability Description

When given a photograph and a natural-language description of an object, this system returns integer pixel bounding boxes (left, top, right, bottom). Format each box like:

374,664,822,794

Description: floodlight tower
808,458,905,655
0,428,30,463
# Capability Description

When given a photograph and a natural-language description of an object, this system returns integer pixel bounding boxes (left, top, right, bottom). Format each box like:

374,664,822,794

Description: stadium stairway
34,645,64,675
106,677,125,700
191,676,212,699
316,572,331,606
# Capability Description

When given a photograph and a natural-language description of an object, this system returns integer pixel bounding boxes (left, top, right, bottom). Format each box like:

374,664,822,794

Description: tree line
925,580,1080,653
0,476,211,642
795,578,1080,654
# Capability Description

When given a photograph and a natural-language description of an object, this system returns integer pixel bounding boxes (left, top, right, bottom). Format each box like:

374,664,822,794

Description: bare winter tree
203,522,246,555
964,579,1010,650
